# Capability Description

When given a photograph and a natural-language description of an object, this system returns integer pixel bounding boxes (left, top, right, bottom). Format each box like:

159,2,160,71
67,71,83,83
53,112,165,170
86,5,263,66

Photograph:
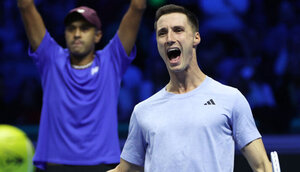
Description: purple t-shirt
29,31,136,169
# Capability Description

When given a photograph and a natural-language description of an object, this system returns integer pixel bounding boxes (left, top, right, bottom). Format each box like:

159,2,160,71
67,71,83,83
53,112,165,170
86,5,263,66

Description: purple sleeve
102,33,136,77
232,90,262,150
28,31,65,77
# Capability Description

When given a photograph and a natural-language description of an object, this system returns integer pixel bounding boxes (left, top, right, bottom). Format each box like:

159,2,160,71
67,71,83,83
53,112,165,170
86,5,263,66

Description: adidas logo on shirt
204,99,215,105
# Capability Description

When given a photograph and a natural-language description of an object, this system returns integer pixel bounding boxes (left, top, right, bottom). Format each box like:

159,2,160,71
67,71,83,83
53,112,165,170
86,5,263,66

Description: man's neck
70,53,95,66
166,66,206,94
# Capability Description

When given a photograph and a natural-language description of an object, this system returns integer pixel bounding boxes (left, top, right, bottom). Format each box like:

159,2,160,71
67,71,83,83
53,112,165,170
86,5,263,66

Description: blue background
0,0,300,170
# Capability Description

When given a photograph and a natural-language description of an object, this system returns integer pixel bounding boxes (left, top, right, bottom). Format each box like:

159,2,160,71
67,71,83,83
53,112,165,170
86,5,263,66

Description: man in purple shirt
17,0,146,171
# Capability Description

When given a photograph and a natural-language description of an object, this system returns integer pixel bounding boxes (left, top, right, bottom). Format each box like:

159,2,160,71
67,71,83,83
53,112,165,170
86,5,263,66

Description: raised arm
117,0,146,56
17,0,46,51
241,138,272,172
107,159,143,172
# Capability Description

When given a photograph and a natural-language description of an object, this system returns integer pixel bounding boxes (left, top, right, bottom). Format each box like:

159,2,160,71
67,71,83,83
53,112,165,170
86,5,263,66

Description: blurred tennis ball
0,125,35,172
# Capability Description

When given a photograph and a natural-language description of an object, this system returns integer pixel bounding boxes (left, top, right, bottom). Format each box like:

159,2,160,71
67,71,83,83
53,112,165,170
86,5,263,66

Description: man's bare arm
241,138,272,172
117,0,146,56
107,159,143,172
18,0,46,51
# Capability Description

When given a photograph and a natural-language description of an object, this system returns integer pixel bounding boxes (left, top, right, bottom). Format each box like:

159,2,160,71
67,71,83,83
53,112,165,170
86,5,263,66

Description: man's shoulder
134,87,166,111
207,77,240,96
203,77,245,106
95,33,128,56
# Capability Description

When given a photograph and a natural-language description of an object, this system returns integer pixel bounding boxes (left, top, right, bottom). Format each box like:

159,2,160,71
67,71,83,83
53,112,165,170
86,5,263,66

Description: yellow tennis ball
0,125,35,172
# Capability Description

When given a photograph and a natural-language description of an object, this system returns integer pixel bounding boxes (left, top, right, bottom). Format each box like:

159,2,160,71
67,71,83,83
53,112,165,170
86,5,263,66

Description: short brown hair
154,4,199,32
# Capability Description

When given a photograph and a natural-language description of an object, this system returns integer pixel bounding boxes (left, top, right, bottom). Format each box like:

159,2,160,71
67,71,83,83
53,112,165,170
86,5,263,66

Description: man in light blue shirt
110,4,272,172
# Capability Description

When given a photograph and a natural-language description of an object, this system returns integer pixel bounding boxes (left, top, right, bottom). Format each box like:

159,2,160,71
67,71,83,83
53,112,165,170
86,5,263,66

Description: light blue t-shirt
29,31,136,169
121,76,261,172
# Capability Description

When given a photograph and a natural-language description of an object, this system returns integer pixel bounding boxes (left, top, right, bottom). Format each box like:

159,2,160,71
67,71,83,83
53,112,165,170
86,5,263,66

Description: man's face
156,13,200,73
65,20,102,58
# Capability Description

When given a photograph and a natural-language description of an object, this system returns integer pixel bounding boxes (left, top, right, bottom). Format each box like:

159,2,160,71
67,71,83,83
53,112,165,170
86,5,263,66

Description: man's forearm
117,0,146,55
17,0,46,51
242,139,272,172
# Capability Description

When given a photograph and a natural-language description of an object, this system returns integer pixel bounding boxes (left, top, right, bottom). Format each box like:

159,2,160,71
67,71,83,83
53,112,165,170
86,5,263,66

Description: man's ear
193,32,201,47
94,30,102,43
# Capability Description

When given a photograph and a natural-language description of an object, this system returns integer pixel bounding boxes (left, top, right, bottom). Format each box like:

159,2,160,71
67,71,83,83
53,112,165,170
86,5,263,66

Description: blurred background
0,0,300,171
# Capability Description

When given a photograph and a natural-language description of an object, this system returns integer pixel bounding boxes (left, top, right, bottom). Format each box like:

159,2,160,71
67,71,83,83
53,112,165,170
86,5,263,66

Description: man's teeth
167,48,178,53
167,48,181,59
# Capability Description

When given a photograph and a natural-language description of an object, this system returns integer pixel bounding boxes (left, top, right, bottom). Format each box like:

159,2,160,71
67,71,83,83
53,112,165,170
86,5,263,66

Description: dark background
0,0,300,171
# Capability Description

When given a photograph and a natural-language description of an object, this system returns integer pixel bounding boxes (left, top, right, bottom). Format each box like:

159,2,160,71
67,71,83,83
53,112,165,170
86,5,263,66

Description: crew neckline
71,60,94,69
162,75,210,98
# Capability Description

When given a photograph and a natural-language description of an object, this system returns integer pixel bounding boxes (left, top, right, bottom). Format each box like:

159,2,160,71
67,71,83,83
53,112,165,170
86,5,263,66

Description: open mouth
167,48,181,60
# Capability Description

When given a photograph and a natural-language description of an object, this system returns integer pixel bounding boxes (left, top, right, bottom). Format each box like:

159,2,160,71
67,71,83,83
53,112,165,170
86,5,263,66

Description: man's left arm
241,138,272,172
117,0,146,56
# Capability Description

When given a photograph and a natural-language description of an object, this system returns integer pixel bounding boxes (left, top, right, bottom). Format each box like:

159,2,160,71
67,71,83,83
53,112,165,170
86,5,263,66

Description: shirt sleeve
121,110,146,166
28,31,64,77
232,89,261,150
102,33,136,77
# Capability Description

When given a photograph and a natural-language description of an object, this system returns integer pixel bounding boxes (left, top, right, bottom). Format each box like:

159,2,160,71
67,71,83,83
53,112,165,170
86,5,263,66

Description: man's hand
106,159,143,172
17,0,33,9
131,0,147,11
